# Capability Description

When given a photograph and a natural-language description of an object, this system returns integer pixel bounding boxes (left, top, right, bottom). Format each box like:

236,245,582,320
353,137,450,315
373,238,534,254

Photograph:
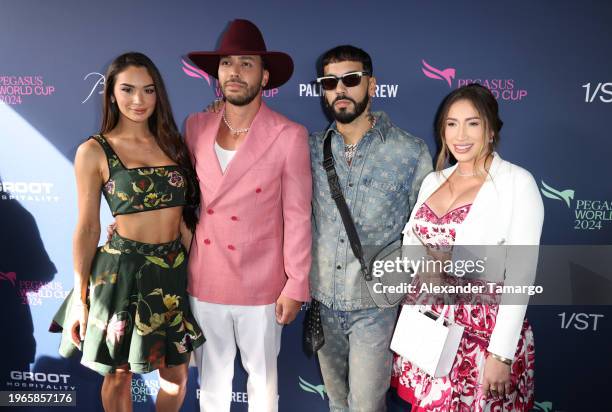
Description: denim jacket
309,111,433,310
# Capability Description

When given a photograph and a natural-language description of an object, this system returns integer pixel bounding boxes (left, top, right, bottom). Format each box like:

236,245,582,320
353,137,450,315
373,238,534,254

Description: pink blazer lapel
194,113,224,199
207,103,281,207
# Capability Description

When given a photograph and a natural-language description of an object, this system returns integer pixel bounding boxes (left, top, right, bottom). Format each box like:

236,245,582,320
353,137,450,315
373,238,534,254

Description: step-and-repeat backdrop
1,1,610,411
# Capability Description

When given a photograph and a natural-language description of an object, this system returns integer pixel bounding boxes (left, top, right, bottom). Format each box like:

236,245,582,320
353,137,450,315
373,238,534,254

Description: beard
324,93,370,124
221,77,262,106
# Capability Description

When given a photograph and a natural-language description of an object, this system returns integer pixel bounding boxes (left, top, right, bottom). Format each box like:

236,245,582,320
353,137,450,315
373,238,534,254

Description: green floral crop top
91,134,188,216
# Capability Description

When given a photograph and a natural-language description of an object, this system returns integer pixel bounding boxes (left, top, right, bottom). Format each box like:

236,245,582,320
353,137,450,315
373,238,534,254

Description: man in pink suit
185,19,312,412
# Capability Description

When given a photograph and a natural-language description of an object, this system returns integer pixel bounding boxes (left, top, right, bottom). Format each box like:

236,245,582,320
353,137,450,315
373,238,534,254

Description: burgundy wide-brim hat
188,19,294,90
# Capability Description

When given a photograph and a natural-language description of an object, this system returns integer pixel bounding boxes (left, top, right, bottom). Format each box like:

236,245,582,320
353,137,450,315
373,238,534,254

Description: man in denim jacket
309,45,432,412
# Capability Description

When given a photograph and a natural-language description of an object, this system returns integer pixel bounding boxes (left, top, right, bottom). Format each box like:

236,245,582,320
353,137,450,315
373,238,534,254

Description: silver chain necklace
344,143,358,165
343,114,376,165
223,111,249,135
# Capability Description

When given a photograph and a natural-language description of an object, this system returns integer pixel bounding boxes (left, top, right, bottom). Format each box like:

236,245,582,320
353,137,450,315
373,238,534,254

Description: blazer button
231,216,238,221
255,188,262,193
227,244,236,250
204,239,211,245
207,209,214,215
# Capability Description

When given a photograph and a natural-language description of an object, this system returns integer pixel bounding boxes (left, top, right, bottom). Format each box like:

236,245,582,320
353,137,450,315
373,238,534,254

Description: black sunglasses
316,71,370,91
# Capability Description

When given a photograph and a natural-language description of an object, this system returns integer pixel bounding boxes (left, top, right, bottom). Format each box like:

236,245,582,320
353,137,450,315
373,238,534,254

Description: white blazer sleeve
488,168,544,359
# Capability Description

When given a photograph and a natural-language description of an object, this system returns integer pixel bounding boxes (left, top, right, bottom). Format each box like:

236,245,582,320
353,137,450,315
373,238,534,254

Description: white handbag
390,304,464,378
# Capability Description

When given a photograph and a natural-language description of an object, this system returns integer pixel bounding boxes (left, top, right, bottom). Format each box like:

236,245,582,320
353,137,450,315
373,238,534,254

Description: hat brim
187,51,294,90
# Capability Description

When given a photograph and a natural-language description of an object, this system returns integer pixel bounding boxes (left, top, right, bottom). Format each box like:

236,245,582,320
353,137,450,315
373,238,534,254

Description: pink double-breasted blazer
185,103,312,305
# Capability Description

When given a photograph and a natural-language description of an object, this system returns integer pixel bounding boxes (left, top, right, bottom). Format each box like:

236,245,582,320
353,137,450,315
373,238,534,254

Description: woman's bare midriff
114,206,183,244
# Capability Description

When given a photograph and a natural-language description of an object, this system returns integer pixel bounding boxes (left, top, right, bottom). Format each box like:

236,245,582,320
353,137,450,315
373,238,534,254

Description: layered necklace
344,114,376,165
223,111,250,135
344,143,359,165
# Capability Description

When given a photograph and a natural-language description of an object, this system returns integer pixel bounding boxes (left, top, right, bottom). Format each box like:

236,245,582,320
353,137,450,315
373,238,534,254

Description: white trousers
189,297,283,412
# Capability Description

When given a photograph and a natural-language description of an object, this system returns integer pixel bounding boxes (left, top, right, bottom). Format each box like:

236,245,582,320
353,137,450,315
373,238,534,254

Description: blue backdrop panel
1,1,610,411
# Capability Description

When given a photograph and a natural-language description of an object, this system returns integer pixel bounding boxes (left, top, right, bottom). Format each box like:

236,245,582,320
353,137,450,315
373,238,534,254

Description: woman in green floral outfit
50,52,204,412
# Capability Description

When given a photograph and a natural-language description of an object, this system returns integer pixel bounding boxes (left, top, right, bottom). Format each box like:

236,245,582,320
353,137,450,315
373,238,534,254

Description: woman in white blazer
391,84,544,411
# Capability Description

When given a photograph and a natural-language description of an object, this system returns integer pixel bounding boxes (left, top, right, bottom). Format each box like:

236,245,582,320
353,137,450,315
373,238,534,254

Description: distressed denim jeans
317,303,399,412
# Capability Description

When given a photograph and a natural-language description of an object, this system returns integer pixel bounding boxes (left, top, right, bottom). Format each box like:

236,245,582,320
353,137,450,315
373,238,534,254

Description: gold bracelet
489,352,512,365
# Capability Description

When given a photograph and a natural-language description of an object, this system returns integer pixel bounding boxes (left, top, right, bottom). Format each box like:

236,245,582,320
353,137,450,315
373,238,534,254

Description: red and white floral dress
391,203,535,412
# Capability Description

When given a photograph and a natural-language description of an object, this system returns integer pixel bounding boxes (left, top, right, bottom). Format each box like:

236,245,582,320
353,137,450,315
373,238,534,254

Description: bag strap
412,296,455,323
322,134,372,281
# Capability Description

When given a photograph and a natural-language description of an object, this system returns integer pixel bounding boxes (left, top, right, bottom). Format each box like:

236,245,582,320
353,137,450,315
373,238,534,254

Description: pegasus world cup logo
298,376,326,399
421,59,527,101
541,181,574,208
182,58,280,98
0,271,16,286
421,60,455,87
540,180,611,231
182,59,211,85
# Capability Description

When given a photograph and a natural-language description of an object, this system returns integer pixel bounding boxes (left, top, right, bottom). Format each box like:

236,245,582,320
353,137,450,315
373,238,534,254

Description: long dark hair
434,83,503,171
101,52,199,231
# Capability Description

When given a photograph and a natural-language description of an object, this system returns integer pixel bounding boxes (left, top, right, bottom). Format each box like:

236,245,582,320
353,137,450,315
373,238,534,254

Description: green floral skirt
50,232,205,375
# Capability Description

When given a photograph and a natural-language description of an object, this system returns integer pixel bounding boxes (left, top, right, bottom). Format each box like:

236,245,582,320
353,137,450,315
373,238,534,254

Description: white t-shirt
214,141,237,173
